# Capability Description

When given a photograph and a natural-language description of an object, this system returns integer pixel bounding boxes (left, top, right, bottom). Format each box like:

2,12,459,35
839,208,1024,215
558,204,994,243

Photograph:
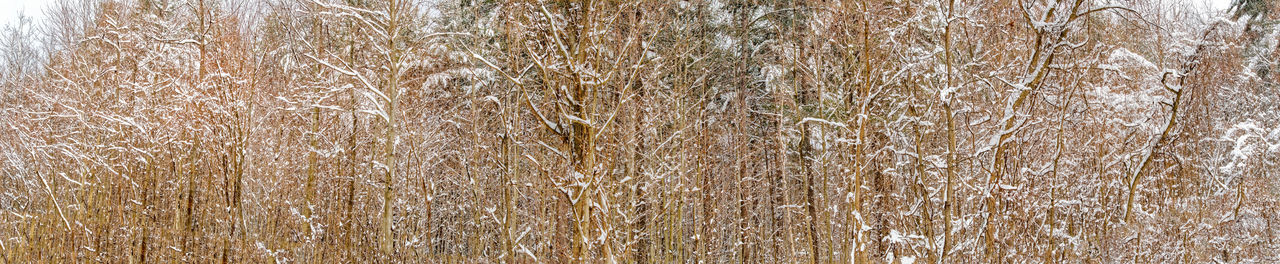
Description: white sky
0,0,50,29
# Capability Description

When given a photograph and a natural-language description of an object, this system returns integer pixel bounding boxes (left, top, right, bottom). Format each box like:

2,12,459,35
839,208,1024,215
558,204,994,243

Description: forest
0,0,1278,263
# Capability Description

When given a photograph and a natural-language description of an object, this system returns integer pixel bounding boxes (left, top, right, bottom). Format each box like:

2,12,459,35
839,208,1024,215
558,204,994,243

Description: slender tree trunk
379,0,403,255
941,0,958,261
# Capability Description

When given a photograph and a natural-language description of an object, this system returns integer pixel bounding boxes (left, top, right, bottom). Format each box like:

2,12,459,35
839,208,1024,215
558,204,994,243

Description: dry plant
0,0,1278,263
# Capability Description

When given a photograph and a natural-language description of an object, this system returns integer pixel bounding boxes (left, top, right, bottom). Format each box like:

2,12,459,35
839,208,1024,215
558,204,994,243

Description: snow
707,0,731,26
886,229,910,244
714,33,737,51
1106,48,1157,70
1091,47,1170,133
1270,127,1280,152
798,117,847,128
1220,121,1279,175
563,113,592,127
